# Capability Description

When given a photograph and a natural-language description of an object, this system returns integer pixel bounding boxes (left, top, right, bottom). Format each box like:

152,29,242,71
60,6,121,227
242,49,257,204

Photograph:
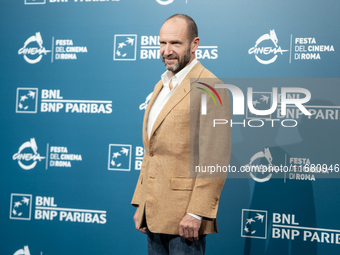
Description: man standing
132,14,231,254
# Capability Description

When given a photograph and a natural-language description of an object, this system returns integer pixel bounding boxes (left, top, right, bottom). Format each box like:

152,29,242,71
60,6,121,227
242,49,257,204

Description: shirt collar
161,58,198,89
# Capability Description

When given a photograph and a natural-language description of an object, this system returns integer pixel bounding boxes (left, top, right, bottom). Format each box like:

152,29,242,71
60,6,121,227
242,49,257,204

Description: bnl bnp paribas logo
108,144,132,171
114,34,218,61
10,194,33,220
248,29,288,65
18,32,50,64
113,35,137,61
10,194,107,224
16,88,38,113
16,88,112,114
241,209,267,239
108,144,144,171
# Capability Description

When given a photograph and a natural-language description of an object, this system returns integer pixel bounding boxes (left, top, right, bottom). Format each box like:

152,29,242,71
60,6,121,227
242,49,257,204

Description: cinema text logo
156,0,174,5
108,144,144,171
53,39,87,61
12,138,45,170
19,33,88,63
245,148,273,183
288,156,316,182
242,148,316,183
13,245,43,255
156,0,189,5
10,193,107,224
48,145,82,168
18,32,51,64
248,29,288,65
294,37,335,61
242,149,326,183
13,137,83,169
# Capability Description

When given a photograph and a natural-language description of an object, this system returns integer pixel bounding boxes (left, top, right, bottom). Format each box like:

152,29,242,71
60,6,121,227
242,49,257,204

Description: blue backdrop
1,0,339,254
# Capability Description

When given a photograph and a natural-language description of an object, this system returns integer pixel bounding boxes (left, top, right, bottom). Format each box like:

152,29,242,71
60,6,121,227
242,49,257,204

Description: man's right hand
133,207,147,234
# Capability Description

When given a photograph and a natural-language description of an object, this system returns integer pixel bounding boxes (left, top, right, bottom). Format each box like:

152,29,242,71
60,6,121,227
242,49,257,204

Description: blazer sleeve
186,75,231,219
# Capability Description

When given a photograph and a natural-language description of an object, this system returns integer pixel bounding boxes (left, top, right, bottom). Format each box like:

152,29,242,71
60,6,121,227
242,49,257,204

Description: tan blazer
131,61,231,235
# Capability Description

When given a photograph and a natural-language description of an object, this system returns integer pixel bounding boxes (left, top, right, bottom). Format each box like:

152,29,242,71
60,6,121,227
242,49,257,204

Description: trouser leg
147,228,206,255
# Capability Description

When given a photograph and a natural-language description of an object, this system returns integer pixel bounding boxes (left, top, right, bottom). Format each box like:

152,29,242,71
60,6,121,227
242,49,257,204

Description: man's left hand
179,214,202,241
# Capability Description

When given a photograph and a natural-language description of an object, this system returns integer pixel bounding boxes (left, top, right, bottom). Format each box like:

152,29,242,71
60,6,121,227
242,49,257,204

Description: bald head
163,14,198,43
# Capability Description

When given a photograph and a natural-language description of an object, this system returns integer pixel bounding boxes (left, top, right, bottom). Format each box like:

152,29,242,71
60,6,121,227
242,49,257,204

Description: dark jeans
146,228,206,255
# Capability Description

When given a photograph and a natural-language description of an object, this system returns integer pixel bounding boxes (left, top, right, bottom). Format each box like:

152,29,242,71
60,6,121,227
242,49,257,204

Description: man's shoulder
200,66,218,79
191,61,218,79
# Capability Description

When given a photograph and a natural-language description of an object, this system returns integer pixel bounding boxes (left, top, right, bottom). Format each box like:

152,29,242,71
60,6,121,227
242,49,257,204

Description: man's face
159,18,193,74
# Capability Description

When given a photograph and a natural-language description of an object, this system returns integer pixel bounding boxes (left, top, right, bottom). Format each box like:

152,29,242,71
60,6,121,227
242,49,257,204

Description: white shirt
146,58,202,221
147,58,198,139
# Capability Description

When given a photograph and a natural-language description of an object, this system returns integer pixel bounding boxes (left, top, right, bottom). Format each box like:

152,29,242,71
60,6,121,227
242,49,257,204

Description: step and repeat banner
1,0,339,254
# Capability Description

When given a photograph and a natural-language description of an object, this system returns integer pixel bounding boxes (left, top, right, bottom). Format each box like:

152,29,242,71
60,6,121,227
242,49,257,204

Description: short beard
162,47,191,74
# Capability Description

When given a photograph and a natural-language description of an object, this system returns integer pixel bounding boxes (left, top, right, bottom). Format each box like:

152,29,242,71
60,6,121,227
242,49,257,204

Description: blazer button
150,153,154,157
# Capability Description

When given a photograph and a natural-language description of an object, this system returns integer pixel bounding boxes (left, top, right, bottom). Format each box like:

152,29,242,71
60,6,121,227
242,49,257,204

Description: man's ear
191,37,200,53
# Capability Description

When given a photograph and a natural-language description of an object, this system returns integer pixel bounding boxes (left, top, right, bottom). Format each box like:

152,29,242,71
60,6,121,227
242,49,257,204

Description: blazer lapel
149,62,204,141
